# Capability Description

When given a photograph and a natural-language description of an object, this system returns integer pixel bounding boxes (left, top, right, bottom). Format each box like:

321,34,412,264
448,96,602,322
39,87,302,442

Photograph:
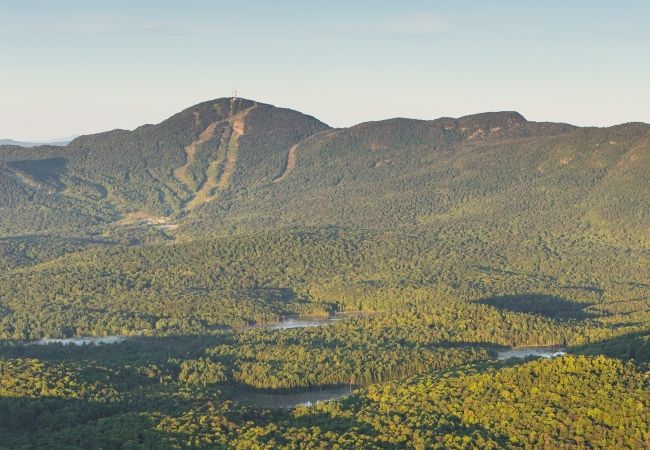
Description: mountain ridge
5,99,650,154
0,97,648,239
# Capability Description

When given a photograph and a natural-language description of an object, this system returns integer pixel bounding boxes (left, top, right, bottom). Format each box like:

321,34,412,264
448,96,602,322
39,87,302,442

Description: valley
0,98,648,449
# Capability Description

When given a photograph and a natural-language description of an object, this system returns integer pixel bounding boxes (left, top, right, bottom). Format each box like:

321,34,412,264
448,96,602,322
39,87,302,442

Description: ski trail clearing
273,144,299,182
174,121,220,189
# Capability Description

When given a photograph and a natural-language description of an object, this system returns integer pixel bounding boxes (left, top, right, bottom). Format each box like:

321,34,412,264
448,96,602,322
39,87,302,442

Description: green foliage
239,355,648,449
0,225,646,343
1,348,647,449
205,318,492,389
0,99,648,448
178,358,228,386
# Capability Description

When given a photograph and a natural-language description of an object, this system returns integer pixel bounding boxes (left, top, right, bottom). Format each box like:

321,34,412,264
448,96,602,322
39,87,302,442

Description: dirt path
273,129,336,183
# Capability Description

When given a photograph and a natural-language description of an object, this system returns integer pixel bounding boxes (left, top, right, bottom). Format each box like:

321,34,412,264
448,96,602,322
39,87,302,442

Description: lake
250,315,345,330
232,385,353,409
23,317,566,409
34,335,127,346
28,312,363,346
496,347,566,360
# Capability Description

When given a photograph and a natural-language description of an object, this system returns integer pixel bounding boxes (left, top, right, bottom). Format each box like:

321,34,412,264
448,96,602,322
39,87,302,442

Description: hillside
1,98,649,449
193,112,649,241
0,98,329,235
1,99,647,245
0,98,648,340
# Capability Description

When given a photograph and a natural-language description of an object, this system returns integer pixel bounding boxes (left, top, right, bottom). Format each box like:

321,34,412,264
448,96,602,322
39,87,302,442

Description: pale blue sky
1,0,649,139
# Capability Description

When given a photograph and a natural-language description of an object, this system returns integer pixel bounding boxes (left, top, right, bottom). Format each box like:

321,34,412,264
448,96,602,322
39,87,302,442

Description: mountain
0,98,328,234
0,98,647,240
1,98,649,450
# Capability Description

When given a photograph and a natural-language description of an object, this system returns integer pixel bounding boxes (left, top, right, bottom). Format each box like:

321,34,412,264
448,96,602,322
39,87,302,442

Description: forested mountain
1,98,647,239
1,98,648,448
0,98,329,234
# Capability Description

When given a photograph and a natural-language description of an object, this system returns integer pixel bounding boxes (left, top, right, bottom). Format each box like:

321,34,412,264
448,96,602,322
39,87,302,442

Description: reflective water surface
496,347,566,360
233,385,353,409
34,335,127,346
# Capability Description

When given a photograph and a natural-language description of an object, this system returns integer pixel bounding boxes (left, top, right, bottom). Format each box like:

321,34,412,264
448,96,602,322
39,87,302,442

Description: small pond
27,313,363,346
251,315,344,330
233,385,353,409
33,335,127,346
496,347,566,361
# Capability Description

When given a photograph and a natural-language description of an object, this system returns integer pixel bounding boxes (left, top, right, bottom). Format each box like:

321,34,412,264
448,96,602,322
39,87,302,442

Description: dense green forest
0,98,648,448
0,337,648,449
0,226,646,344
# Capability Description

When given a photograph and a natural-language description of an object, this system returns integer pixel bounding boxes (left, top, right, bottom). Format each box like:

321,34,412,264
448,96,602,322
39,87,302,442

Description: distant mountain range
0,136,77,148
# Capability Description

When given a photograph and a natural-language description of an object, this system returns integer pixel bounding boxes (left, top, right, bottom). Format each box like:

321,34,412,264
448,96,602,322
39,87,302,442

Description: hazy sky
2,0,649,140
